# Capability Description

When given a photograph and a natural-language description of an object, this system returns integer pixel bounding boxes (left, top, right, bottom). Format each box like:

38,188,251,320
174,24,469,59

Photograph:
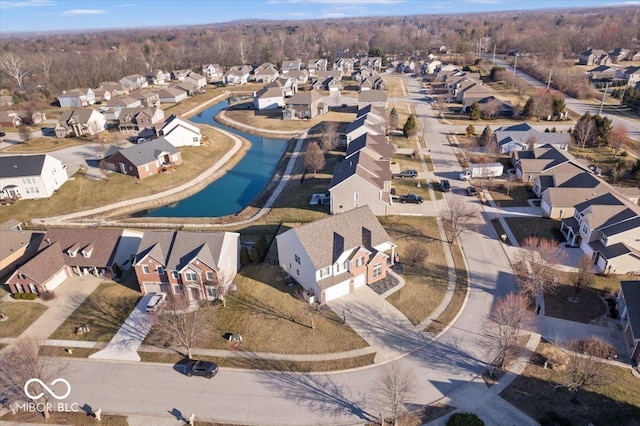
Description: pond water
140,100,288,218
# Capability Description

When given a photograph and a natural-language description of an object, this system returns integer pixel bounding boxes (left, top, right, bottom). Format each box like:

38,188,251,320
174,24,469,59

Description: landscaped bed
0,301,48,338
49,282,140,342
544,284,608,324
503,217,563,245
487,182,533,208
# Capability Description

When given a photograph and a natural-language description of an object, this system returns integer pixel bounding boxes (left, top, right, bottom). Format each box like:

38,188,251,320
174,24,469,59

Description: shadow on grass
234,294,312,329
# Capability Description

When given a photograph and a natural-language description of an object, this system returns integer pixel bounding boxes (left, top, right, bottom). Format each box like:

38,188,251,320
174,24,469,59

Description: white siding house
0,154,68,201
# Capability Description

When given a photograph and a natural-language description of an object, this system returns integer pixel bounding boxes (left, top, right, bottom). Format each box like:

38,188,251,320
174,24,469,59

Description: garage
142,282,162,294
322,279,351,302
44,268,71,292
353,274,366,289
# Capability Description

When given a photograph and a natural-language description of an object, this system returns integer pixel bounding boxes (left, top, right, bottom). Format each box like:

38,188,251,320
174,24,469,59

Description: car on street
146,292,167,312
396,169,418,178
0,132,6,137
441,180,451,192
185,359,219,378
466,186,477,196
398,194,423,204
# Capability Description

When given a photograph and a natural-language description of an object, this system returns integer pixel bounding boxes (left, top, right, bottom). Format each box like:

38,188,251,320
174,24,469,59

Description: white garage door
596,254,607,271
323,280,350,302
353,274,366,289
45,269,69,292
143,283,162,294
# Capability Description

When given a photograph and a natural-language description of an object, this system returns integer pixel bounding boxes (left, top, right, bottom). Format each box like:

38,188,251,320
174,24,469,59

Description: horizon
0,0,632,35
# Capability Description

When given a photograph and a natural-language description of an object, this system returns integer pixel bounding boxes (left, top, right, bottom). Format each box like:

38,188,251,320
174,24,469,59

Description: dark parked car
466,186,477,196
396,169,418,178
0,132,6,137
399,194,423,204
185,360,219,378
441,180,451,192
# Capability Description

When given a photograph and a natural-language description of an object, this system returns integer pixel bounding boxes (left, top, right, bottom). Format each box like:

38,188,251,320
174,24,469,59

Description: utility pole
599,81,610,115
620,86,627,108
546,69,552,91
513,54,518,76
492,44,496,65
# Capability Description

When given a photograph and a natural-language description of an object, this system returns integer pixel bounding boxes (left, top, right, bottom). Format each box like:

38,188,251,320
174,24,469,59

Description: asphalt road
38,77,517,425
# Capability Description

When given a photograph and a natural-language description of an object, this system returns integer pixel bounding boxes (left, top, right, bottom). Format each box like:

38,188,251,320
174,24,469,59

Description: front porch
560,217,581,247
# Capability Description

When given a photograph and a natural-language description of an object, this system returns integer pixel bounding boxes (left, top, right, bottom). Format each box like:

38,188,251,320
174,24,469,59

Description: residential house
512,144,576,183
0,154,67,202
329,134,393,216
494,123,571,153
360,57,383,72
224,65,252,85
253,86,285,111
469,96,514,117
158,114,202,147
55,109,106,137
57,88,95,108
333,58,354,74
185,72,207,89
201,64,223,83
395,60,415,73
287,69,309,84
268,77,297,97
344,110,385,146
276,206,396,303
578,49,612,66
0,111,22,128
155,87,188,104
609,48,631,62
18,110,46,125
102,138,182,179
358,90,388,109
352,68,376,82
133,230,240,301
171,69,192,82
315,70,343,81
618,281,640,364
283,90,327,119
5,227,142,294
359,76,387,92
312,76,341,92
254,63,280,83
147,69,170,85
130,91,160,108
93,87,112,103
615,66,640,87
171,81,198,96
281,59,302,74
99,82,129,97
632,51,640,62
587,65,620,81
307,58,328,77
422,59,442,75
0,220,44,279
119,74,148,90
102,96,142,120
117,107,165,132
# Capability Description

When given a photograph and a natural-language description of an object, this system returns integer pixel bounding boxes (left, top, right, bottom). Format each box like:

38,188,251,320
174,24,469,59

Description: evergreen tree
522,97,535,118
465,124,476,137
552,96,566,117
255,234,268,260
593,114,613,146
240,246,250,267
479,125,493,146
249,247,261,265
469,101,481,120
402,113,418,137
389,107,399,129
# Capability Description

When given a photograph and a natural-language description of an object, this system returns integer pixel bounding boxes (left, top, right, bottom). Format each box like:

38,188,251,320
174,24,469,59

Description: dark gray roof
600,216,640,237
0,154,47,178
589,240,633,260
346,133,392,159
136,230,228,271
105,138,178,167
620,281,640,339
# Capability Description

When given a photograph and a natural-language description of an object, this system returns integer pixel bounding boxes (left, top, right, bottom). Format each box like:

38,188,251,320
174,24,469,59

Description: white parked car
146,292,167,312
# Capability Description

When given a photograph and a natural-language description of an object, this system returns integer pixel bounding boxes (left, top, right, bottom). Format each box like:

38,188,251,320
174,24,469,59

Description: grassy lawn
159,86,224,117
0,127,235,224
383,76,407,98
138,351,375,372
40,346,101,358
500,341,640,426
487,182,534,208
387,102,412,131
0,301,48,338
0,412,128,426
544,284,608,324
504,217,563,245
569,145,638,186
392,177,431,201
145,264,368,354
4,137,87,153
224,109,354,133
380,216,449,325
50,282,140,342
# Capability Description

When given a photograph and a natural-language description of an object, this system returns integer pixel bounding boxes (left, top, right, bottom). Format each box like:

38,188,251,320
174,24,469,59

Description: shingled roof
136,231,228,271
104,138,178,167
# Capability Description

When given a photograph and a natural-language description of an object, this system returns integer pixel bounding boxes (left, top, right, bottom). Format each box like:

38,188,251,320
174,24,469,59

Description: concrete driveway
49,143,111,179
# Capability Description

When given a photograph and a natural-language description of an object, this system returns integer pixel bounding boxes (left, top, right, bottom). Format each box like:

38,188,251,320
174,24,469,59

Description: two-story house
146,69,171,86
130,91,160,108
133,230,240,302
119,74,148,90
578,49,612,66
615,66,640,87
307,58,328,76
117,107,165,132
0,154,68,202
254,63,280,83
158,114,202,147
618,281,640,364
276,206,396,303
281,59,302,74
333,58,354,74
224,65,252,85
55,108,106,137
57,88,95,108
283,90,327,119
201,64,223,83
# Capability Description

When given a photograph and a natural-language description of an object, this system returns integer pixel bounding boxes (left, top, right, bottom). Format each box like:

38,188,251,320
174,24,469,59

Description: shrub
447,412,484,426
239,246,251,267
13,293,24,300
39,291,56,301
26,293,37,300
249,247,261,265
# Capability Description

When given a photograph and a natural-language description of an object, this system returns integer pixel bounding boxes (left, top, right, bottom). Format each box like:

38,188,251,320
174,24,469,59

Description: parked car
441,180,451,192
466,186,477,196
0,132,6,137
398,194,423,204
185,359,219,378
146,292,167,312
396,169,418,178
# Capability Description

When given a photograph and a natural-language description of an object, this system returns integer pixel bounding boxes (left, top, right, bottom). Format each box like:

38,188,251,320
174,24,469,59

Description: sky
0,0,635,34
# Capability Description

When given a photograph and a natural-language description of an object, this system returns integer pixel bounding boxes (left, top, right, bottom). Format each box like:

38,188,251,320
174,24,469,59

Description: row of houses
1,221,240,305
438,67,512,115
587,64,640,88
578,48,640,66
513,145,640,274
0,110,47,128
493,122,571,154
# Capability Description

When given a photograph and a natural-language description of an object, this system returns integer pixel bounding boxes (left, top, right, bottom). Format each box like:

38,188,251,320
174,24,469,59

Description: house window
354,192,359,201
344,260,349,270
171,271,179,279
184,271,197,281
325,266,330,276
600,235,608,246
296,269,300,276
294,254,301,264
142,265,150,274
173,284,184,294
355,256,365,267
157,266,164,275
206,286,217,299
581,223,589,235
372,263,382,278
206,271,214,281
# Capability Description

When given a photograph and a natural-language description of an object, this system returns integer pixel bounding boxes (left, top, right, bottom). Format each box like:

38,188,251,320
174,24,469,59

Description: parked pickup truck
398,194,423,204
459,162,504,181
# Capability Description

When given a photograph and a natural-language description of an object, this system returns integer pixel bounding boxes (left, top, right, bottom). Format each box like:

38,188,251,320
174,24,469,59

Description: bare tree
304,141,325,178
320,121,340,151
484,293,537,372
569,255,595,301
373,364,416,426
441,198,479,244
147,295,211,359
562,337,610,402
35,52,53,81
483,98,500,120
526,134,538,150
504,172,517,197
0,52,28,88
0,336,70,418
214,269,236,307
609,124,628,156
515,237,566,300
572,118,595,148
236,38,247,65
403,242,429,267
18,125,34,144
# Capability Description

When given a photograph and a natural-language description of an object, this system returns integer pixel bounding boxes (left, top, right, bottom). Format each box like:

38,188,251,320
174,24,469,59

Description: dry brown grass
383,76,408,98
380,216,449,325
487,183,533,208
0,301,48,338
4,137,88,153
224,109,353,132
39,346,101,358
159,86,224,116
544,284,608,324
503,217,563,245
0,127,235,224
0,411,128,426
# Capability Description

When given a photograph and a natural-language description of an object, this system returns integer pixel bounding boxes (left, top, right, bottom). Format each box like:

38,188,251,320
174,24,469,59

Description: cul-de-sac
1,1,639,425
